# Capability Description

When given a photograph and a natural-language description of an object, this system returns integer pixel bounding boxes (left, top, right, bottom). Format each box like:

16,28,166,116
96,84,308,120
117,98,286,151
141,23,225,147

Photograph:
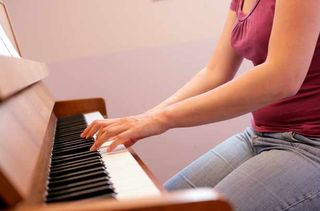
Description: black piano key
48,171,109,188
52,145,92,156
52,150,98,158
53,140,92,149
55,130,85,139
49,166,106,181
51,155,101,168
46,186,115,203
56,126,86,135
57,121,85,129
51,155,99,166
57,121,83,127
57,122,87,129
46,113,115,203
55,131,86,139
48,174,111,191
50,157,100,170
50,162,103,177
51,151,100,162
51,156,101,169
50,158,102,171
52,142,93,152
58,118,84,124
48,177,112,193
54,138,93,146
54,137,91,143
57,115,84,123
55,136,93,144
47,180,113,197
53,138,93,146
56,124,86,132
57,120,86,127
54,136,92,144
53,140,94,150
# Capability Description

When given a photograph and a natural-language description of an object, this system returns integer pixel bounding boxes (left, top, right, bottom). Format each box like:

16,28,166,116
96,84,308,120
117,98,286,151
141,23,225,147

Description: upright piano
0,1,232,210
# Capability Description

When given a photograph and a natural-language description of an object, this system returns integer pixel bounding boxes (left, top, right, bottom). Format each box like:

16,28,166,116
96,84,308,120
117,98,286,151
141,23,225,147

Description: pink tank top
230,0,320,136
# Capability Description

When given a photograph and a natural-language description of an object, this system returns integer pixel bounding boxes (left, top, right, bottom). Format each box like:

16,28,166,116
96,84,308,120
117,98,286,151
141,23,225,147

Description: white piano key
84,112,161,199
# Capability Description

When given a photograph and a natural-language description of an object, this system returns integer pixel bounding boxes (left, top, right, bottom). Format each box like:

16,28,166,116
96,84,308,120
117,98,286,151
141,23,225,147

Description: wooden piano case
0,1,232,210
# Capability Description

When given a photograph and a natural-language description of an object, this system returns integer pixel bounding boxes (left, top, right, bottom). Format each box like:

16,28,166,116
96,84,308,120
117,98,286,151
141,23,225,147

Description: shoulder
230,0,241,12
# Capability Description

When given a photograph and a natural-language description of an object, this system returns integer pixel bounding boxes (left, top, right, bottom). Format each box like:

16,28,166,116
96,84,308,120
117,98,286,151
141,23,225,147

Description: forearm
160,63,296,128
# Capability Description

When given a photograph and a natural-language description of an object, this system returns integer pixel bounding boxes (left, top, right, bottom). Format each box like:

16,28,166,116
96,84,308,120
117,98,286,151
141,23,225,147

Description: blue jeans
164,128,320,211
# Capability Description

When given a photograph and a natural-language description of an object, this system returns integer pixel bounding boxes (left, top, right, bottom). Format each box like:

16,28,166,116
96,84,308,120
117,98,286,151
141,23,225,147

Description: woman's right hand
80,109,170,152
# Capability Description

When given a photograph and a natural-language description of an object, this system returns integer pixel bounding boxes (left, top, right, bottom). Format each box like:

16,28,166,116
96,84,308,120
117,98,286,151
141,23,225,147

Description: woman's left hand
80,110,169,152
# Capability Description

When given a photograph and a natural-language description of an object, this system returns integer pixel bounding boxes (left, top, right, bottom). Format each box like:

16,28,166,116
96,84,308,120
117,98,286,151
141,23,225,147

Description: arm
149,10,243,111
82,9,243,148
83,0,320,152
162,0,320,127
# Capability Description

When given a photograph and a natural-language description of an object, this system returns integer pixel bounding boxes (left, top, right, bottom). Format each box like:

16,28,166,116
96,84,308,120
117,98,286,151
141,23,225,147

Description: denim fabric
164,128,320,211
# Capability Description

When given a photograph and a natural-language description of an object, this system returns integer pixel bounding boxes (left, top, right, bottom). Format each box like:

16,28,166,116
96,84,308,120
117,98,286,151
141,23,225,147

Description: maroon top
230,0,320,136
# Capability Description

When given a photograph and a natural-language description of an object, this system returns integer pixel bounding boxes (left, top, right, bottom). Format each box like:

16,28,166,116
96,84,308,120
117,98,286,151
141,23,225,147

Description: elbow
274,77,302,100
279,68,305,98
280,84,300,98
266,83,298,103
262,77,301,101
263,61,306,99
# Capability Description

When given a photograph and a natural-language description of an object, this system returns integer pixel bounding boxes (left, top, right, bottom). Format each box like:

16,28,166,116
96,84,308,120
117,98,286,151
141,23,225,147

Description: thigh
215,149,320,211
164,128,255,191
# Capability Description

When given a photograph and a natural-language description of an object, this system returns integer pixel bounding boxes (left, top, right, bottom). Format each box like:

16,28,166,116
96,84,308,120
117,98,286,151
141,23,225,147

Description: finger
84,120,113,138
96,121,123,140
107,130,136,152
80,124,93,138
123,138,138,148
95,127,105,140
81,120,101,138
90,124,130,151
82,118,124,138
107,138,124,152
83,122,102,138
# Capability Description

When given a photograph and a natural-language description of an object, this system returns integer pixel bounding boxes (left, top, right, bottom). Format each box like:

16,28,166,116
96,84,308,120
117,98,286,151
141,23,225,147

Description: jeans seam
211,148,285,203
281,190,320,211
209,149,237,170
251,135,260,155
285,147,320,169
179,174,196,188
247,137,256,155
236,169,288,206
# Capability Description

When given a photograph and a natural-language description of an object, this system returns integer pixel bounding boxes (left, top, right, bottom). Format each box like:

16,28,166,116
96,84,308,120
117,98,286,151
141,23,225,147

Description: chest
231,0,276,65
242,0,259,15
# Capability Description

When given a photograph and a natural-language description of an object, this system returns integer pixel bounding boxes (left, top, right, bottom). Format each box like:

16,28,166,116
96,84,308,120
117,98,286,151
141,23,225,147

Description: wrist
148,107,174,132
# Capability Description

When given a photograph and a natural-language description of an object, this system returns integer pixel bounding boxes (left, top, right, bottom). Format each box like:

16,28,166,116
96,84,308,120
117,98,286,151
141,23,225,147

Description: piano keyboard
46,112,160,203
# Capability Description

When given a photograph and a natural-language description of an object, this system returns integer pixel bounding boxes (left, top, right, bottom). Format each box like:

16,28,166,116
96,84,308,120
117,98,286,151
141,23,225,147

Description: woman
81,0,320,210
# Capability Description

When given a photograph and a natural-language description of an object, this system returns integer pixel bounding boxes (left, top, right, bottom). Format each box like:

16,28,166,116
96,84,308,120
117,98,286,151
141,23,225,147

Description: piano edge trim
12,188,233,211
127,147,166,193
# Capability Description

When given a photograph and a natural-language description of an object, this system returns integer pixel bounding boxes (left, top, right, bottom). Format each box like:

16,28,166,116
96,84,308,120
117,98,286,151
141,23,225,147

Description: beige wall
6,0,252,183
6,0,229,62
